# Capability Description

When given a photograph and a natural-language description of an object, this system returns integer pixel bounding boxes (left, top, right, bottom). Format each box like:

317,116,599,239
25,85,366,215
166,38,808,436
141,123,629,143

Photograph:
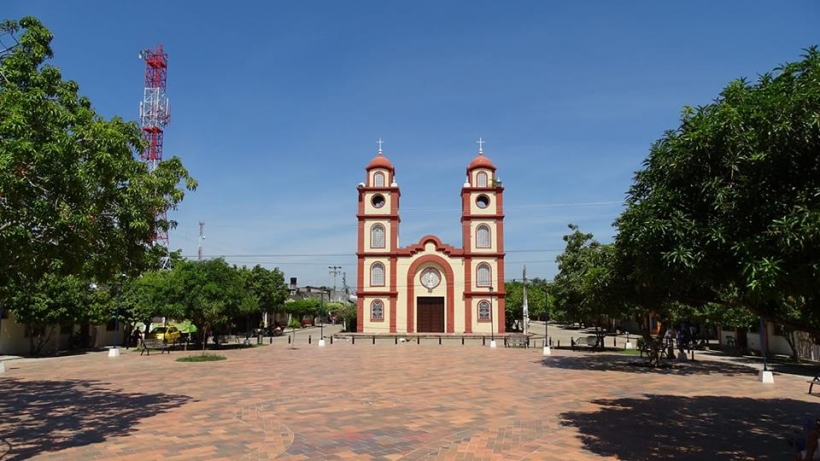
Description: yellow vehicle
151,326,181,343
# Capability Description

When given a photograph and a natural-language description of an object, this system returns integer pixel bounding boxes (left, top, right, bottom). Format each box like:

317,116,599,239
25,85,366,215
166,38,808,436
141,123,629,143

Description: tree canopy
243,265,288,315
166,259,257,345
552,224,630,327
0,17,196,300
118,269,178,327
504,277,551,329
614,47,820,333
6,273,112,354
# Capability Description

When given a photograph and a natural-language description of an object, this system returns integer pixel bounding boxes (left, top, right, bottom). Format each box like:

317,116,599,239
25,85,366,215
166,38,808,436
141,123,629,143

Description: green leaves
0,17,197,301
245,265,288,314
166,259,258,334
552,225,633,325
284,298,321,318
504,278,551,325
615,46,820,331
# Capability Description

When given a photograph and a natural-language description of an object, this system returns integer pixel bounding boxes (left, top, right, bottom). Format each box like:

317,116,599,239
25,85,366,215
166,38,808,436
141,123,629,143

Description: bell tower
460,138,505,333
356,140,401,332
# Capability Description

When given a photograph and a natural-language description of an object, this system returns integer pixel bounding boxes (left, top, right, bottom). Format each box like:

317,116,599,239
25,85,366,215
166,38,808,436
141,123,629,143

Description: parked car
151,326,181,343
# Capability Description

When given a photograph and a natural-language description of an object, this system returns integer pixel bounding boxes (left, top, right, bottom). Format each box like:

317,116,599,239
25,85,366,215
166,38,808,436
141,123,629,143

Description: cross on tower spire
477,137,485,154
377,138,384,153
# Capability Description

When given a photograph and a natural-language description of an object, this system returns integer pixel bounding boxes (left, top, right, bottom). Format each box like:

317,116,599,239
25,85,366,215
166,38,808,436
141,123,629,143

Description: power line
179,248,566,258
399,201,624,212
171,200,625,229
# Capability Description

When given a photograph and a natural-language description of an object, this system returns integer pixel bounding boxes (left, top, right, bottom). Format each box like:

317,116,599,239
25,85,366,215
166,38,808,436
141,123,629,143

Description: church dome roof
366,153,394,171
467,153,496,171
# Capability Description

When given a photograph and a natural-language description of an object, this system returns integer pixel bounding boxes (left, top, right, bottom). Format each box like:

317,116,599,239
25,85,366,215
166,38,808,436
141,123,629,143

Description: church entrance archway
416,297,444,333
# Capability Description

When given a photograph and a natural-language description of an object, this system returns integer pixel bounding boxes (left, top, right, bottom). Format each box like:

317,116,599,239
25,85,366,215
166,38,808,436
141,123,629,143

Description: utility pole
342,272,348,296
197,221,205,261
329,266,342,302
522,266,529,337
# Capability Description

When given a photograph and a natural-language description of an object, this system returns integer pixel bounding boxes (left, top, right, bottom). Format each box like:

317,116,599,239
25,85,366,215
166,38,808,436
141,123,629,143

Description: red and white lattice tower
138,45,171,267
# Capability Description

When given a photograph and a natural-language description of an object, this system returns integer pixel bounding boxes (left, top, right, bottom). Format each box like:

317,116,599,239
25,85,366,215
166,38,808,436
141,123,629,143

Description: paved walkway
1,332,818,460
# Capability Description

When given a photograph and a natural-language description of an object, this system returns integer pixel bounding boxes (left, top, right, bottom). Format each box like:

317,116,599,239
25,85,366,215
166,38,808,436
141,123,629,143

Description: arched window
476,171,488,187
478,300,491,320
370,262,385,286
476,225,491,248
371,300,384,320
476,263,491,287
370,224,385,248
374,172,385,187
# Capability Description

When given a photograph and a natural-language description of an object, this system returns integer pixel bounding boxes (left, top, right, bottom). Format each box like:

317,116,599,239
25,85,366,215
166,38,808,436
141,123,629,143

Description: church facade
356,146,506,334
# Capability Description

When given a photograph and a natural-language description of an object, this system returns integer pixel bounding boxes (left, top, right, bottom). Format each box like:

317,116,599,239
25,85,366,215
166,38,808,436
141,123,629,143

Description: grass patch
176,353,227,362
615,348,643,356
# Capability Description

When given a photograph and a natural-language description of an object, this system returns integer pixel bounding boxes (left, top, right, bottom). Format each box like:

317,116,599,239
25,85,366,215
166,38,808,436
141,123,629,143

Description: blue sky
5,1,819,288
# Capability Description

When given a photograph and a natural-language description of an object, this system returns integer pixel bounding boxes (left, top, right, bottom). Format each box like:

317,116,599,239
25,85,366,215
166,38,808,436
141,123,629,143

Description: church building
356,142,506,334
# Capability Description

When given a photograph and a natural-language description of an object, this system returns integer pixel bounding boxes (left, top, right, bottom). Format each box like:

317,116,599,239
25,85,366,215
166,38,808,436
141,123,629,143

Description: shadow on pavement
0,378,193,460
560,394,817,460
539,354,760,376
698,352,820,378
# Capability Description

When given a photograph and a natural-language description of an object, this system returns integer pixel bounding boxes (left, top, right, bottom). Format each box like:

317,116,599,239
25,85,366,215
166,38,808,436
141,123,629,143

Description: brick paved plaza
2,340,819,460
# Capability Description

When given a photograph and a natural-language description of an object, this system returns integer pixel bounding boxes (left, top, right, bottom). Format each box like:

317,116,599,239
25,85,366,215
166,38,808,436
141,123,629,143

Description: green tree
504,277,550,330
5,274,107,354
284,298,321,322
246,265,288,321
553,225,622,327
0,17,196,302
167,259,256,352
117,270,178,335
552,224,644,352
614,47,820,334
327,301,357,332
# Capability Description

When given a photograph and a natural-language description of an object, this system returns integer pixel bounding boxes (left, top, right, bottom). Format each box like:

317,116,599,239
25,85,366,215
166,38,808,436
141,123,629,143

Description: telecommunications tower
138,45,171,267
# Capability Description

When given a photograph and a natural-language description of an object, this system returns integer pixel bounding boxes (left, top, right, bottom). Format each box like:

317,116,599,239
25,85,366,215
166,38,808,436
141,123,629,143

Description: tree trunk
783,328,800,363
28,327,36,355
27,325,54,356
202,323,209,353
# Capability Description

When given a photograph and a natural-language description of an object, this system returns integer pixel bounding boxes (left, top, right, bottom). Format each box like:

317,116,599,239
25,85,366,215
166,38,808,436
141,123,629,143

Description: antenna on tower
138,44,172,268
198,221,205,261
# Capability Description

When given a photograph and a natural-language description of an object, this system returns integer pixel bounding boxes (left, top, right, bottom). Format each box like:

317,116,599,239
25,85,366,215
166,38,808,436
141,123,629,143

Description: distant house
0,309,120,356
717,321,813,358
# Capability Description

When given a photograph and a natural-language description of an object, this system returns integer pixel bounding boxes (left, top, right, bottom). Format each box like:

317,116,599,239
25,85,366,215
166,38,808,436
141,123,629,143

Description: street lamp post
318,291,327,347
0,304,5,373
543,313,551,356
91,282,120,358
758,316,773,383
489,286,497,348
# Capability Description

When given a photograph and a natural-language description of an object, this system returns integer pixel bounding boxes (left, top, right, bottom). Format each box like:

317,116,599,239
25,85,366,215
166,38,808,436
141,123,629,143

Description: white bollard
758,370,775,384
318,339,326,347
624,341,634,350
542,346,551,356
108,347,120,358
490,340,497,348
